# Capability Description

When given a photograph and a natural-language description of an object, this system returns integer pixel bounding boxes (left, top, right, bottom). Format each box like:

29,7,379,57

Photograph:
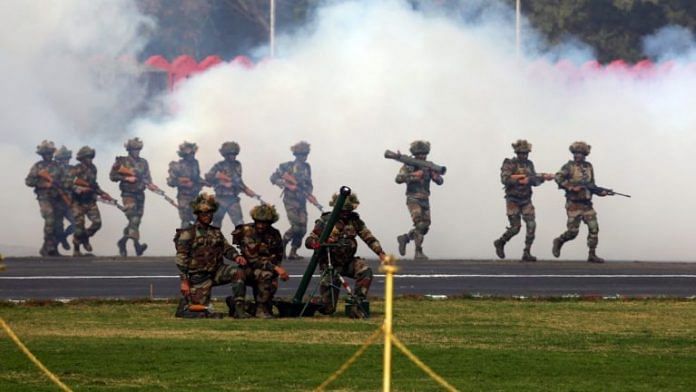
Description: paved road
1,257,695,300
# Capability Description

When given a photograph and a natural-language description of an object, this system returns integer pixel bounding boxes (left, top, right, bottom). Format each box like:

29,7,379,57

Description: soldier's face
223,153,237,162
80,158,93,165
415,154,427,160
573,152,586,162
516,152,529,161
129,149,141,159
294,153,308,162
41,152,53,161
198,212,213,225
254,221,269,233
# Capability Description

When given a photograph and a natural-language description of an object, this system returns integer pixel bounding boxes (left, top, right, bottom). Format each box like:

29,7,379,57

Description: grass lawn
1,298,695,391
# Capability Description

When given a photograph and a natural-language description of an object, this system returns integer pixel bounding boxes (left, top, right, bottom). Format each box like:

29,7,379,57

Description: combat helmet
124,137,144,151
36,140,56,155
76,146,96,160
178,141,198,157
191,192,219,214
512,139,532,153
55,146,72,160
329,192,360,211
569,141,591,155
219,141,240,156
409,140,431,155
250,204,279,223
291,141,311,155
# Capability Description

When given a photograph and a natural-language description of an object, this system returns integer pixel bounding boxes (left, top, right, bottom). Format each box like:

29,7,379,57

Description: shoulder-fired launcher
384,150,446,175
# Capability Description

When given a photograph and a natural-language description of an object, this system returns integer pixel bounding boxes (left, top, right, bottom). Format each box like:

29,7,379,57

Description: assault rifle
215,171,267,204
582,183,631,198
117,165,179,208
280,172,324,212
384,150,446,175
510,172,554,184
37,169,72,205
74,178,127,212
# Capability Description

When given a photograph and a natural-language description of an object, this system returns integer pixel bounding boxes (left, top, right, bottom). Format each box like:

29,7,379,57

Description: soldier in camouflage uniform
552,141,609,263
65,146,104,256
174,193,247,318
395,140,444,260
53,146,75,251
493,140,554,261
109,137,152,257
305,193,387,317
230,204,288,319
25,140,67,256
205,142,262,229
269,141,314,260
167,141,205,228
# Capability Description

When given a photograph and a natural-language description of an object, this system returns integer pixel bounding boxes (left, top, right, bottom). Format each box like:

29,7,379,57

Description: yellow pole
381,255,398,392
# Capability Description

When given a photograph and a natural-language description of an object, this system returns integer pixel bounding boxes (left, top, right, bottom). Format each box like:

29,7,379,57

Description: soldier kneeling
174,193,247,318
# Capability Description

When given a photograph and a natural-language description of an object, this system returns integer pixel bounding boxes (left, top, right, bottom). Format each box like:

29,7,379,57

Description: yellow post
381,255,398,392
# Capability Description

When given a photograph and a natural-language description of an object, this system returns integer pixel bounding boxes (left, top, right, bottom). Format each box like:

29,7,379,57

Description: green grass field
1,298,696,391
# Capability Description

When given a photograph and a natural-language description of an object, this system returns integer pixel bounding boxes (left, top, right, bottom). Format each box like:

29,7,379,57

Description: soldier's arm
356,218,385,256
174,229,194,279
269,164,285,188
270,230,284,265
528,162,544,187
204,163,219,185
305,219,325,250
500,159,517,186
303,164,314,193
395,165,413,184
432,172,444,185
166,162,178,188
25,163,40,187
109,158,124,182
142,160,153,184
222,235,241,261
554,163,572,190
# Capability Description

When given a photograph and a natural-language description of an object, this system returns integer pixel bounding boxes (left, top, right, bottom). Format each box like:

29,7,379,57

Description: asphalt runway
1,256,695,300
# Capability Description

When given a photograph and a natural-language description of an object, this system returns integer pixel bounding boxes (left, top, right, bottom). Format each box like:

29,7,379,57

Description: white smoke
3,0,695,262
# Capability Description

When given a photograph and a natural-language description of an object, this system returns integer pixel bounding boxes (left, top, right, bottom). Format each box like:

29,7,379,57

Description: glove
235,255,248,266
275,266,289,281
180,279,190,297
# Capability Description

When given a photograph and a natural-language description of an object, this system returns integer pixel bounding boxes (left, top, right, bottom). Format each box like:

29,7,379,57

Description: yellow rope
0,317,73,392
391,334,459,392
314,327,383,392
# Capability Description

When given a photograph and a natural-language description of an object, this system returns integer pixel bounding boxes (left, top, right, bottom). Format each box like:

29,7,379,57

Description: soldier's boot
414,247,429,261
259,303,275,319
60,235,71,251
587,249,605,263
493,239,506,259
134,240,148,257
552,238,564,258
117,237,128,257
83,237,93,252
72,242,84,257
397,234,410,257
39,244,49,257
288,247,303,260
521,247,537,262
233,300,252,319
281,238,289,260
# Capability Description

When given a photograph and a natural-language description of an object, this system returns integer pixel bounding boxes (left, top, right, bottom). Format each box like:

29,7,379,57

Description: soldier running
395,140,444,260
53,146,75,251
65,146,104,256
167,141,205,228
494,140,554,261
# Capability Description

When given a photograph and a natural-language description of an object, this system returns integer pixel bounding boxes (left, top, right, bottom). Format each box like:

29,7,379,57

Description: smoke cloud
3,0,695,262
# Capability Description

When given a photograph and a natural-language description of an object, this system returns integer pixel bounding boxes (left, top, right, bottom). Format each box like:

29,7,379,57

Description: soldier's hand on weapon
599,189,611,196
569,185,584,192
518,177,530,185
234,255,248,266
431,170,442,181
146,183,160,191
180,279,191,297
411,170,425,180
274,266,289,281
284,181,298,192
308,240,321,250
124,175,137,184
178,177,193,188
543,173,555,181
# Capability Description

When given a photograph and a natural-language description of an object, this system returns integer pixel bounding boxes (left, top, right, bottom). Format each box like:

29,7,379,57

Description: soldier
25,140,68,256
65,146,104,256
305,193,387,318
174,193,247,318
167,141,205,228
395,140,444,260
205,141,262,229
552,141,609,263
269,141,319,260
493,140,554,261
230,204,288,319
109,137,152,257
53,146,75,251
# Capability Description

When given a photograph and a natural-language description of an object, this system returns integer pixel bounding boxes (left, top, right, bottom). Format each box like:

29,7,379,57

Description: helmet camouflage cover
219,141,240,155
512,139,532,153
55,146,72,160
250,204,279,223
569,141,591,155
291,141,310,155
178,141,198,156
329,193,360,211
191,192,219,214
36,140,56,155
124,137,144,151
76,146,95,160
409,140,430,155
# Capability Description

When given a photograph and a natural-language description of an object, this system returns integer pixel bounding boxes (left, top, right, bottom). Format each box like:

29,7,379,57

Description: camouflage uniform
167,141,204,228
269,141,314,259
205,142,248,228
494,140,552,261
552,141,607,263
395,141,444,260
25,140,66,256
66,146,103,256
109,138,151,256
231,204,285,318
53,146,75,251
174,193,243,318
305,194,383,316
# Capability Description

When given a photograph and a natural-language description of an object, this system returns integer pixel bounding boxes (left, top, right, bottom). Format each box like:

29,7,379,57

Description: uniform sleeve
395,164,413,184
555,162,571,190
303,163,314,194
142,159,152,184
222,235,240,261
529,162,544,187
174,229,193,279
205,162,219,185
432,173,444,185
166,161,178,188
356,217,384,255
500,159,516,186
270,230,284,265
305,217,326,249
25,163,39,187
110,158,124,182
234,161,246,189
270,163,285,187
64,165,77,192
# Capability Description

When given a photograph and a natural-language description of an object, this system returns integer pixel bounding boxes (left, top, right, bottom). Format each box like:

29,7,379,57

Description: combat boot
414,247,429,261
259,303,275,319
72,243,83,257
83,238,93,252
117,237,128,257
60,236,70,251
281,238,289,260
552,238,564,258
587,249,605,263
397,234,409,256
521,249,537,262
493,239,506,259
134,241,148,256
234,301,252,319
288,247,303,260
